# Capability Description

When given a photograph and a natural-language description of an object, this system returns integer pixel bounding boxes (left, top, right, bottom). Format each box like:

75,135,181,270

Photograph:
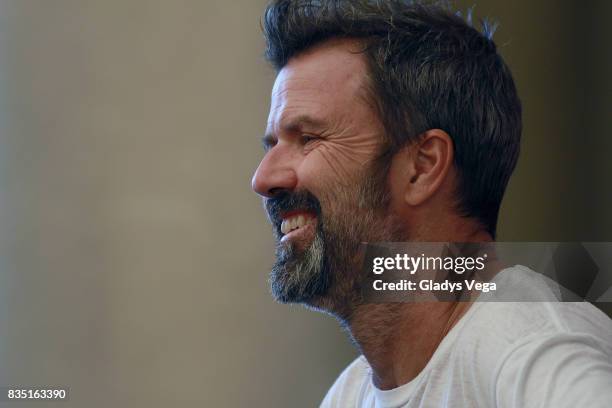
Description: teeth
280,214,312,235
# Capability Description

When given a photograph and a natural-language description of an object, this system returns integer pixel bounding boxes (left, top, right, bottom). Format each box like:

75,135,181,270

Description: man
251,1,612,407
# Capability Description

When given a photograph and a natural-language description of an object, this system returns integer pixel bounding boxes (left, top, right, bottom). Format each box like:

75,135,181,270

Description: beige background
0,1,609,407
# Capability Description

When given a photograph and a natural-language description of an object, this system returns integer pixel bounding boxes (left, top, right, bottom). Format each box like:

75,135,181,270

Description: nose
251,146,298,198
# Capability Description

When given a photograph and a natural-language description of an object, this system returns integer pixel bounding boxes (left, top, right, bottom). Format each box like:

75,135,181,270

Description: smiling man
251,1,612,407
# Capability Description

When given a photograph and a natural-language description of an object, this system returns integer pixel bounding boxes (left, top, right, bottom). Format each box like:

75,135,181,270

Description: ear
403,129,454,206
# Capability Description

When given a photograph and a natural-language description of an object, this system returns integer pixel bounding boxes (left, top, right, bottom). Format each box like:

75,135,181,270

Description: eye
261,135,277,152
301,134,320,145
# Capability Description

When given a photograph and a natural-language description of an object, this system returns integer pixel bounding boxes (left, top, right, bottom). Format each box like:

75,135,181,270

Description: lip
280,221,316,246
280,209,317,221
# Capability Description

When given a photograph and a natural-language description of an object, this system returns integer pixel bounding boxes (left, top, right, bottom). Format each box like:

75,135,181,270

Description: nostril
268,187,287,197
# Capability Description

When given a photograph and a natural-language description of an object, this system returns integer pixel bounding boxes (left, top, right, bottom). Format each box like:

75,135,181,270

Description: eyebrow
261,114,327,150
282,115,327,132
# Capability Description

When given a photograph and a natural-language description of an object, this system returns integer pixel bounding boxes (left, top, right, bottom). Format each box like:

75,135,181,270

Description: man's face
252,40,402,312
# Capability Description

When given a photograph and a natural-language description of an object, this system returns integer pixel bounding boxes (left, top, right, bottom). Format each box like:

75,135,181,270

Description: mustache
264,190,322,228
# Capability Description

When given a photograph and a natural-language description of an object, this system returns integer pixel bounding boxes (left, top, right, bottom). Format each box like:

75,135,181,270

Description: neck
346,301,471,390
344,223,493,390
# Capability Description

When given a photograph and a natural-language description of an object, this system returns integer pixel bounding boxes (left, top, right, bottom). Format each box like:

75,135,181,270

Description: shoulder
463,299,612,365
456,296,612,373
453,268,612,407
463,266,612,344
320,356,373,408
490,320,612,407
449,276,612,403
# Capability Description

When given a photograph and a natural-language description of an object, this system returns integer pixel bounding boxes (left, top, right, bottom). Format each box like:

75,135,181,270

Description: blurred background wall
0,1,609,407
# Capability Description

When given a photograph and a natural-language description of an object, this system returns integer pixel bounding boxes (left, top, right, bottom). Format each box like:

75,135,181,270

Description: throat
346,301,470,390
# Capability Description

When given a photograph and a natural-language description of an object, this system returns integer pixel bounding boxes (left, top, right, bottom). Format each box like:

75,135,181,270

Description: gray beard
270,228,327,304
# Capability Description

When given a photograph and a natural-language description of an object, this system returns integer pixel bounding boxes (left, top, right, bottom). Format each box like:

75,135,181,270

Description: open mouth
279,210,317,243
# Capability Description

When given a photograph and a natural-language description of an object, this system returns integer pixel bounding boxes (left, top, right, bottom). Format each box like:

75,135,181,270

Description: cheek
301,136,381,189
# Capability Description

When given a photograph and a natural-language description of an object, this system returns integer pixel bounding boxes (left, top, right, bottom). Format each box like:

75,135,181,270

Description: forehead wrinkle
267,39,381,139
266,104,331,139
268,90,333,137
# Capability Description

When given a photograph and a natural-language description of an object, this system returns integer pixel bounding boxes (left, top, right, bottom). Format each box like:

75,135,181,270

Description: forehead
269,39,371,127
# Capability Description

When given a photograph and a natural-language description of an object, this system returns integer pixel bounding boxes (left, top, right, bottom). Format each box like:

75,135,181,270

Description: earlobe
403,129,454,206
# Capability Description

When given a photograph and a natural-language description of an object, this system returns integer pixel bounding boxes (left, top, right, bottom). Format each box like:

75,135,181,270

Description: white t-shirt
321,266,612,408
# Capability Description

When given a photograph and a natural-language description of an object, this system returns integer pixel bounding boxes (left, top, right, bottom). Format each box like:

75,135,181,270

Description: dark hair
263,0,522,237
